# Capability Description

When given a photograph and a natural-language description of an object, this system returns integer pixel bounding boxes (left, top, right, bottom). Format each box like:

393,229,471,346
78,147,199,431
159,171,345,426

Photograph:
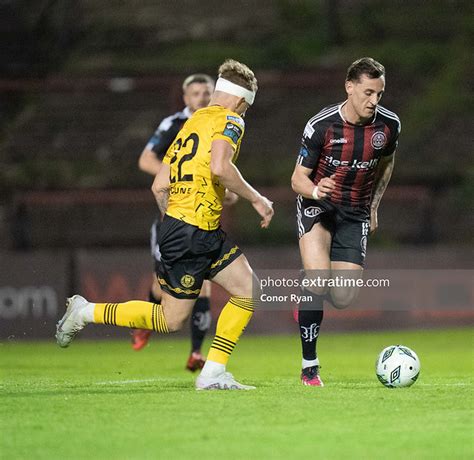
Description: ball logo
371,131,387,149
304,207,323,218
180,274,195,288
390,365,401,383
399,347,416,359
376,345,421,388
381,346,395,363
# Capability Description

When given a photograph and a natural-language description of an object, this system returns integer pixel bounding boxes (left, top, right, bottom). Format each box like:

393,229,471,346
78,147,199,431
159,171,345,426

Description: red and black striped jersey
297,102,401,208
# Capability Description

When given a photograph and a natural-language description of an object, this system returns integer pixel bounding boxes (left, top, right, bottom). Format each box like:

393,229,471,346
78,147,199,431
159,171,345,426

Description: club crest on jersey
304,206,324,218
180,274,195,288
371,131,387,149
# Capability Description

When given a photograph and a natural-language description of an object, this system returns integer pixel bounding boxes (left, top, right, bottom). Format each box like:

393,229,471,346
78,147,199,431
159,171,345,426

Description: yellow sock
207,296,255,365
94,301,169,333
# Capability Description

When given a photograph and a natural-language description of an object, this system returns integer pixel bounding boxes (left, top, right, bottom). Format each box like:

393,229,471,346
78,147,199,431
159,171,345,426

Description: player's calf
56,296,178,348
298,289,325,385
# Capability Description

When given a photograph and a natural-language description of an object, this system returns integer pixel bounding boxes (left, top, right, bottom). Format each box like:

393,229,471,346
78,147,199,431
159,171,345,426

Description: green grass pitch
1,328,473,459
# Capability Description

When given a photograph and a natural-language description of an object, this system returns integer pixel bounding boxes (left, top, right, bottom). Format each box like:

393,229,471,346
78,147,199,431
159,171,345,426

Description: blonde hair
218,59,258,93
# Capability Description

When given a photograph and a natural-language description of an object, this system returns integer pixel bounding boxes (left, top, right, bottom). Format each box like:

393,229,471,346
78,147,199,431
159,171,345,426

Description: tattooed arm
155,188,169,215
151,163,170,214
370,153,395,234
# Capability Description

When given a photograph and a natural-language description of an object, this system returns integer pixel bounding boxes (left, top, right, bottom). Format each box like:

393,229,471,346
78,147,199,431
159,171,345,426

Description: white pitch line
329,382,471,388
417,383,471,387
92,380,471,387
94,378,165,385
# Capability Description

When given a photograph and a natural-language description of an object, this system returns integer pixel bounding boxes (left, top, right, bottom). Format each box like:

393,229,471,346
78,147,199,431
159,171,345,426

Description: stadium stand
0,0,472,250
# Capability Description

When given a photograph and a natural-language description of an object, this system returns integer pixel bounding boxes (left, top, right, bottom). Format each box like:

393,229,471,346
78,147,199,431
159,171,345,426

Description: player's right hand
252,195,274,229
316,174,336,198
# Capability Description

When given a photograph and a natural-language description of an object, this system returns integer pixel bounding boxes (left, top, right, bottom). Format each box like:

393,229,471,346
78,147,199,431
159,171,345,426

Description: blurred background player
291,57,400,386
56,59,274,390
132,73,215,372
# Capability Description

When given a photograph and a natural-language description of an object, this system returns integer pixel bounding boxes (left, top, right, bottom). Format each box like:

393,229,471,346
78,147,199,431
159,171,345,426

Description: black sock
298,289,324,362
148,290,161,304
191,297,211,352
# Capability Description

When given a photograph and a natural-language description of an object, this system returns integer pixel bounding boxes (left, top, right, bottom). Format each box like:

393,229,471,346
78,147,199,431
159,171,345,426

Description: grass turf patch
1,328,473,459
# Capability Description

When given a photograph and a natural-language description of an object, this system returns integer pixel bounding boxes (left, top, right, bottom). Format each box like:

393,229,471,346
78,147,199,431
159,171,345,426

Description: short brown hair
182,73,214,91
346,57,385,82
218,59,258,93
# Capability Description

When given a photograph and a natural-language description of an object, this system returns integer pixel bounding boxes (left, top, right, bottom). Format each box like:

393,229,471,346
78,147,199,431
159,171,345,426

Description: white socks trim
302,358,320,369
83,302,95,323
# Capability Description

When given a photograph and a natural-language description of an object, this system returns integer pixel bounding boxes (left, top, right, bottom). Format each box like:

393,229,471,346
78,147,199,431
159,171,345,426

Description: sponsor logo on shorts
361,221,369,258
304,206,324,218
180,274,195,288
371,131,387,149
362,222,370,236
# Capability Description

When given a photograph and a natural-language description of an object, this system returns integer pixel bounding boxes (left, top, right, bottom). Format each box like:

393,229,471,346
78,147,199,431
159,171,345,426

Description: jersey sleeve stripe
377,106,400,123
377,105,398,117
307,105,339,127
157,111,187,131
377,107,401,134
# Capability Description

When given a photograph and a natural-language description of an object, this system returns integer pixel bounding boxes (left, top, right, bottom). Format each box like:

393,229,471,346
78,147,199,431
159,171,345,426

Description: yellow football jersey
163,105,245,230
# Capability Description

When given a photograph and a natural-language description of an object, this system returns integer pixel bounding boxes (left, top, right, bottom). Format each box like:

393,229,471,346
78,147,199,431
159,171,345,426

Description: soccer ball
375,345,420,388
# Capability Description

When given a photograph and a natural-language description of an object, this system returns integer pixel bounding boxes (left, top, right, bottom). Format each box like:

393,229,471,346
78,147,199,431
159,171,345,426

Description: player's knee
301,269,331,297
330,288,359,309
162,306,190,332
166,316,187,332
226,277,253,298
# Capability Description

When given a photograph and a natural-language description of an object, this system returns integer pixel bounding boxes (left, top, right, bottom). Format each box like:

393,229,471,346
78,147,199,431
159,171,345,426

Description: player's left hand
370,208,378,234
252,195,274,229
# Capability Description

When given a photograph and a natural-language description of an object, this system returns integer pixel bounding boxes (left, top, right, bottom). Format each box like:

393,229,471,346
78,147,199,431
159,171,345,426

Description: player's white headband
215,77,256,105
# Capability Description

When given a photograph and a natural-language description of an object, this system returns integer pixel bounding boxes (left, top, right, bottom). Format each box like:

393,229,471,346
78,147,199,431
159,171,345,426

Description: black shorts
156,215,242,299
296,196,370,266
